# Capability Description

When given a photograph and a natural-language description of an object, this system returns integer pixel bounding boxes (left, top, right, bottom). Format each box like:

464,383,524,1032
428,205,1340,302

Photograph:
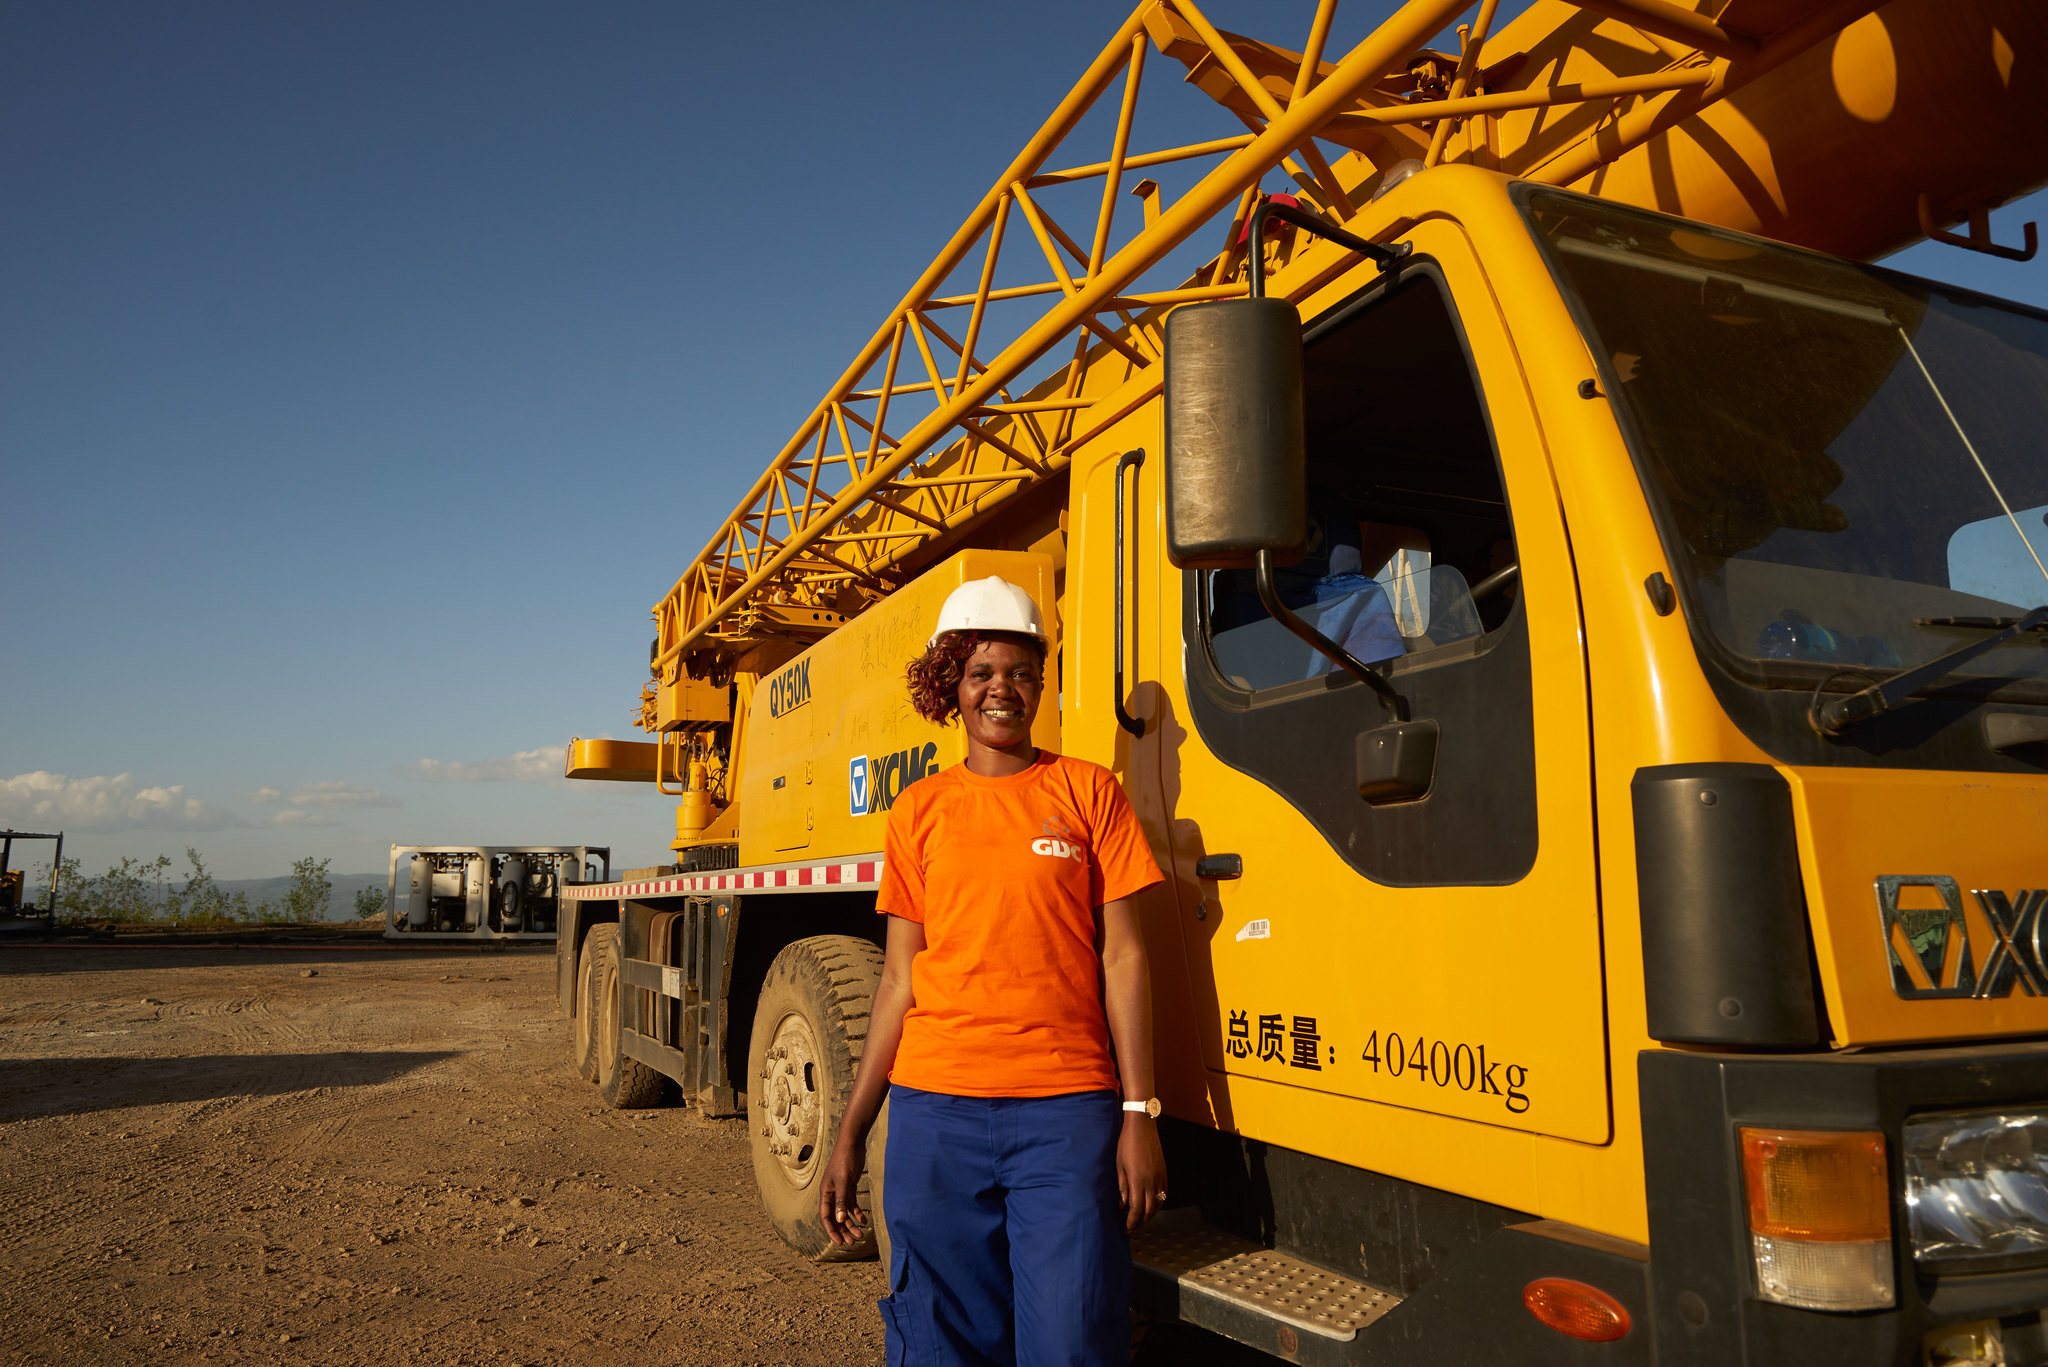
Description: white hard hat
929,576,1046,647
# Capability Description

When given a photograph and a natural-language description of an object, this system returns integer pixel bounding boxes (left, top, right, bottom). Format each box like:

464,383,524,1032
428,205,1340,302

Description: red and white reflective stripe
562,856,883,901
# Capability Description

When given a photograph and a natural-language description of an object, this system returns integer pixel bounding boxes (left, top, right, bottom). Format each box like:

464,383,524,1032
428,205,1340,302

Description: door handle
1114,449,1146,738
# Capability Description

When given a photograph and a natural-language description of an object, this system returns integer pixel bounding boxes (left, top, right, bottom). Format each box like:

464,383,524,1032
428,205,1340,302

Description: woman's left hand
1116,1114,1168,1233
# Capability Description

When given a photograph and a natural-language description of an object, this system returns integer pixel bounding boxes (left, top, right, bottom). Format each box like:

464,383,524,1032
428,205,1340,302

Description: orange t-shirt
875,750,1164,1098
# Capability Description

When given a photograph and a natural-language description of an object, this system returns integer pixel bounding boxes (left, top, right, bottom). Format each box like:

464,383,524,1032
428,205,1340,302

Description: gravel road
0,945,886,1365
0,944,1258,1366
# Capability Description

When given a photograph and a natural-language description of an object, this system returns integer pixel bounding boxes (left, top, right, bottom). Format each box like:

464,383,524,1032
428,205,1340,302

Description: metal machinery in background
0,830,63,930
383,845,607,941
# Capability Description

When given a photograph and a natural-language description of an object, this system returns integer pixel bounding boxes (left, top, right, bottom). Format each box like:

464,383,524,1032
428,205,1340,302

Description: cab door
1064,406,1217,1116
1145,222,1608,1148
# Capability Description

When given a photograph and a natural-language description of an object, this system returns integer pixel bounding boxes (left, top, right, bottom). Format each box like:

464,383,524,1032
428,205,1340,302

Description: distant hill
20,871,392,923
213,872,390,922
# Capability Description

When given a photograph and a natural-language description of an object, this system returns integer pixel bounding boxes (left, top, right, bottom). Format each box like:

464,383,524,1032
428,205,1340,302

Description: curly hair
906,629,1047,725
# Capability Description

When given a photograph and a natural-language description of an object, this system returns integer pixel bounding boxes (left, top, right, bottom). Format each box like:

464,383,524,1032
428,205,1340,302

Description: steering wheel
1469,562,1520,604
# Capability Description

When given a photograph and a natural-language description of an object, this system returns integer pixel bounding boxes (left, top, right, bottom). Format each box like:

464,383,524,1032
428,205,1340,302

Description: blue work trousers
881,1085,1129,1367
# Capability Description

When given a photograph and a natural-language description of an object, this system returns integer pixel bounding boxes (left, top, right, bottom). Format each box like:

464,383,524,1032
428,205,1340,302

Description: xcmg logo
1878,875,2048,1000
768,659,811,718
849,743,938,817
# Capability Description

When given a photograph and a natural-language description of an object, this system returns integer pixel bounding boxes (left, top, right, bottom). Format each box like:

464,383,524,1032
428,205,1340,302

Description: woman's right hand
818,915,922,1248
819,1136,868,1246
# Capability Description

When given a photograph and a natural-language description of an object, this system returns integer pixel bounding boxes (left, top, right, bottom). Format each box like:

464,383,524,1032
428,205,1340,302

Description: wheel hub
760,1012,822,1185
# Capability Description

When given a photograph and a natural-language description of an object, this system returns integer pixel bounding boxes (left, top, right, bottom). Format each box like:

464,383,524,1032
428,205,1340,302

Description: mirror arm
1255,550,1408,722
1247,199,1410,301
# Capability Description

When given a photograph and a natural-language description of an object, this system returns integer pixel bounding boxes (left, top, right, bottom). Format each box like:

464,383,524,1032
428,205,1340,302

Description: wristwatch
1122,1097,1162,1118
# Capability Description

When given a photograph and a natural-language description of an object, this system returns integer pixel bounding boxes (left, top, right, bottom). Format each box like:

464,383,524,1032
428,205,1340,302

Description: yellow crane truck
555,1,2048,1360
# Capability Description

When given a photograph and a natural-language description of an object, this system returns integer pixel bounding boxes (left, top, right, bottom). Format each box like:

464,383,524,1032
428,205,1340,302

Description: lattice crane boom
642,0,2044,730
651,0,1460,684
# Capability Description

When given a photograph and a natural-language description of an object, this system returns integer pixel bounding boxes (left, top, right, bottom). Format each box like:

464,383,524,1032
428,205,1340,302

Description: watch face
1146,1097,1162,1119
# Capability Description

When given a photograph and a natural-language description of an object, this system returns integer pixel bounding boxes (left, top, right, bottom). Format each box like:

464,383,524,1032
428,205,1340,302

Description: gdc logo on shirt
1031,817,1086,864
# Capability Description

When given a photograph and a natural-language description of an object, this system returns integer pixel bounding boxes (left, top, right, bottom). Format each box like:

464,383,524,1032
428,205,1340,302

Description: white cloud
0,771,239,830
295,781,398,808
247,781,396,809
270,810,337,827
406,747,563,784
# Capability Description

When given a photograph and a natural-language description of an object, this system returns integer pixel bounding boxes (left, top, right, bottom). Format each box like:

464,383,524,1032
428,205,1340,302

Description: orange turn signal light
1740,1128,1890,1241
1522,1278,1630,1342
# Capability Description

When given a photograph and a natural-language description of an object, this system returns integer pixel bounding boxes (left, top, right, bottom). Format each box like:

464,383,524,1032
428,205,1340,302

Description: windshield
1525,191,2048,692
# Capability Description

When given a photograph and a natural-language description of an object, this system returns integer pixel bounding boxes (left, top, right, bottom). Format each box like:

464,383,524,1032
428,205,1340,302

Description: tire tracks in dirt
0,949,889,1366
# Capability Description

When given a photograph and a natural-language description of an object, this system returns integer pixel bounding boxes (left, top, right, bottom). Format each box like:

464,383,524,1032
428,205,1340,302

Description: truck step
1131,1208,1400,1359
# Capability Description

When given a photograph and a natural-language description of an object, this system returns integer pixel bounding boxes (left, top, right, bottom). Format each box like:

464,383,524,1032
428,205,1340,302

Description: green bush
282,857,332,923
39,853,170,923
163,848,253,925
352,883,386,921
32,848,322,925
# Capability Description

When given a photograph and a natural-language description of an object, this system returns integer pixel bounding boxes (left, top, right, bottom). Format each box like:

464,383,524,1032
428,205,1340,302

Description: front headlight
1904,1108,2048,1272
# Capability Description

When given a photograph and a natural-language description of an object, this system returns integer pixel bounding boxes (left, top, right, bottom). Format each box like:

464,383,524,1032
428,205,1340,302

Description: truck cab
1084,164,2048,1363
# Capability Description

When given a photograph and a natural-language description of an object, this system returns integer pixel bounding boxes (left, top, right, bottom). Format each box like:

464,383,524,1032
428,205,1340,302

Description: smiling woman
818,575,1167,1366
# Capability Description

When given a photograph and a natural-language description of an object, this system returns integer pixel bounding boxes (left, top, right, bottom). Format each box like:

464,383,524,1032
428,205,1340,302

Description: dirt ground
0,944,1257,1366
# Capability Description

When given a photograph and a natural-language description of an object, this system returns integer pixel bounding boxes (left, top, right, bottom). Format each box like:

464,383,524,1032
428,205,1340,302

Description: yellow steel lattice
647,0,1884,711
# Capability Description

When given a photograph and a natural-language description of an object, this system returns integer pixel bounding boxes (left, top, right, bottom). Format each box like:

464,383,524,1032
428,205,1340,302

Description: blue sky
6,2,2046,881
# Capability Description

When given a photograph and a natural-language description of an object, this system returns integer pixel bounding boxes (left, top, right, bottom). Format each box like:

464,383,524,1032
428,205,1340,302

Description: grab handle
654,732,689,796
1114,450,1146,738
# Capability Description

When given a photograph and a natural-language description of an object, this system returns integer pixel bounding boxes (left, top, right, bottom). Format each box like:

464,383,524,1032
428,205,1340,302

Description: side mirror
1162,298,1307,569
1164,288,1418,742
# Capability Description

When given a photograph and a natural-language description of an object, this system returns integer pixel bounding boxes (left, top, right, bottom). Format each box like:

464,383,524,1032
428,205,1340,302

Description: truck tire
591,924,666,1110
748,935,883,1260
572,928,603,1083
869,1093,891,1271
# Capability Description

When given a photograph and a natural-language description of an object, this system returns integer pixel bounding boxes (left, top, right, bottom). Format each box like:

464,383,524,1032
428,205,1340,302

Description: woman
819,575,1167,1367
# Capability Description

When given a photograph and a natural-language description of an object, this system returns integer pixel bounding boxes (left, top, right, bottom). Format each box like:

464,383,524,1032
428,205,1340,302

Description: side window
1201,274,1520,694
1181,267,1537,887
